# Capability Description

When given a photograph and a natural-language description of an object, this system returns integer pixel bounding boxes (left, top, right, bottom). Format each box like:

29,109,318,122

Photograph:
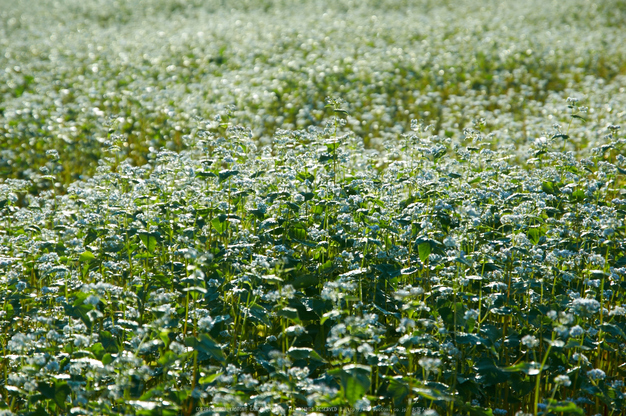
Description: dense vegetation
1,0,626,415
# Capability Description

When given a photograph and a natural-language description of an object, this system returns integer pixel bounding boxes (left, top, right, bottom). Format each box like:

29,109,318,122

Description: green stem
534,334,555,416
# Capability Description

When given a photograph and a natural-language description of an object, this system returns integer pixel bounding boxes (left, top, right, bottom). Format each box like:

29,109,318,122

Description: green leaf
182,286,207,295
91,342,105,359
542,181,557,194
84,228,99,246
102,353,114,366
99,330,119,353
37,381,71,410
418,242,431,263
385,377,410,408
185,334,225,364
330,364,371,407
570,189,585,202
276,306,299,321
249,208,266,220
326,140,340,152
318,260,335,274
433,146,447,161
571,114,586,122
456,333,487,345
296,171,315,182
218,169,239,183
138,232,157,253
455,401,495,416
288,223,307,240
3,303,14,320
198,372,222,385
401,266,420,275
286,202,300,212
474,357,511,385
287,347,325,362
291,273,320,289
25,405,48,416
211,217,227,235
78,251,96,262
64,296,94,328
552,133,570,140
262,274,282,284
503,361,538,374
413,385,450,401
319,153,333,163
195,171,217,179
546,399,584,415
158,351,181,368
600,323,626,339
245,304,271,326
527,227,545,244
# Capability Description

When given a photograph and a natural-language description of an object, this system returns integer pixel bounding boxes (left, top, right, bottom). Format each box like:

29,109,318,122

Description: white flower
354,397,371,412
554,375,571,386
7,333,30,351
46,149,60,160
443,236,457,248
569,325,584,337
284,325,306,336
198,316,216,331
587,368,606,381
464,309,479,320
418,357,442,373
84,294,100,305
169,341,187,355
570,297,601,315
521,335,539,349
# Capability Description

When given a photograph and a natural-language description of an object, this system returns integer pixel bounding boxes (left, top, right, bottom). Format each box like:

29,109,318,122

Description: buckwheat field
1,0,626,415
